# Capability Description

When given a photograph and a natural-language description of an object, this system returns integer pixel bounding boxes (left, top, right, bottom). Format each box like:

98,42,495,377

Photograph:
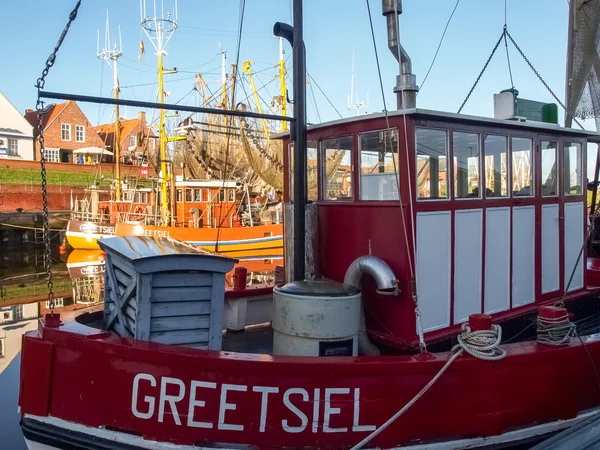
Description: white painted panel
484,207,510,314
416,211,451,332
564,202,585,292
512,206,535,307
541,204,560,294
454,209,483,324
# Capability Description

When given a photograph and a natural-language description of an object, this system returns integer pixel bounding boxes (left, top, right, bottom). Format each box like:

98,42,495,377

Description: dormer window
61,124,71,141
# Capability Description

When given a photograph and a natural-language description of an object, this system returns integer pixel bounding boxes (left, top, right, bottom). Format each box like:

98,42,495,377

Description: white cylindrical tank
272,277,361,357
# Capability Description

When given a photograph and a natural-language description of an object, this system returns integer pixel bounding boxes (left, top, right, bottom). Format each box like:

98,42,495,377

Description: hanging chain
457,29,506,114
504,29,586,130
35,0,82,315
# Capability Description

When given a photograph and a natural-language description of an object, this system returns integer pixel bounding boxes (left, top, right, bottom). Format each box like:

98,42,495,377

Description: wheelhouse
174,180,238,228
281,108,600,349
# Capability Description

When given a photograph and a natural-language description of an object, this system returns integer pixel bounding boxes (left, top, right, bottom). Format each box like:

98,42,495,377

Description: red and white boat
18,0,600,449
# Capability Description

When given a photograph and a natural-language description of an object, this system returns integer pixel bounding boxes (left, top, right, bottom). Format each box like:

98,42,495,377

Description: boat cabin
281,108,600,349
175,180,239,228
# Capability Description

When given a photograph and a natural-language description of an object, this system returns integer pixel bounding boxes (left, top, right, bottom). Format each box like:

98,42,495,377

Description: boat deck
222,324,274,354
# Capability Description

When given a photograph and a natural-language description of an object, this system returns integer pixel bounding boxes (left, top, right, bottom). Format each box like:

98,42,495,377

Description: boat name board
79,223,115,235
131,373,376,434
134,228,171,238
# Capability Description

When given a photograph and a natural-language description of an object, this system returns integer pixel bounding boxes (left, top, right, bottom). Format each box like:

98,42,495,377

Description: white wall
0,91,34,160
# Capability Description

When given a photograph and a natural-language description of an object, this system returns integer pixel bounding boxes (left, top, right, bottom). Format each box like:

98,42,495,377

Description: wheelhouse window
541,140,558,196
564,142,583,195
289,140,318,201
194,189,202,202
512,138,533,196
229,189,235,202
176,189,183,202
484,135,508,198
219,189,226,202
453,132,480,199
185,188,193,202
416,128,448,200
61,124,71,141
321,136,353,200
359,129,399,200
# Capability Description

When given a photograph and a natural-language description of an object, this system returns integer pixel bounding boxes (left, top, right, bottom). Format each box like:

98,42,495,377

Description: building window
130,135,137,148
416,128,448,200
541,141,558,197
44,148,60,162
61,124,71,141
359,129,399,201
512,137,533,196
484,135,508,198
46,298,64,309
75,125,85,142
321,136,353,200
151,138,156,150
7,138,18,156
12,305,23,321
176,189,183,202
564,142,583,195
229,189,235,202
185,188,193,202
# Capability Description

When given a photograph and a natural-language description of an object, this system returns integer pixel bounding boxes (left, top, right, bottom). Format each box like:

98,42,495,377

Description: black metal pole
292,0,307,281
39,91,293,123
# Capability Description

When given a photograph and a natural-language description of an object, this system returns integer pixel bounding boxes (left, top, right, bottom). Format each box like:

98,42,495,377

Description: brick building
25,101,105,163
95,111,158,166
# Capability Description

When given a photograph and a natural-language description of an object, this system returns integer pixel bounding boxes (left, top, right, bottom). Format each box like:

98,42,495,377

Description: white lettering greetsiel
131,374,375,434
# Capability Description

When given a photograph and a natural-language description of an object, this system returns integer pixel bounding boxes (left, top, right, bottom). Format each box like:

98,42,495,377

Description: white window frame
358,128,400,201
130,135,137,147
7,138,18,156
0,338,4,358
75,125,85,143
61,123,71,141
44,148,60,163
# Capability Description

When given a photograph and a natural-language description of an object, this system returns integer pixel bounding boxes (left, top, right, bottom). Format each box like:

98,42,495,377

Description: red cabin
282,109,598,349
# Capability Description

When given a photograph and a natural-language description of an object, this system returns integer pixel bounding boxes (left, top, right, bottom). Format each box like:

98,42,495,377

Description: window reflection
512,137,533,196
485,135,508,197
289,141,319,201
453,132,480,199
322,136,353,200
541,140,558,196
416,128,448,200
564,142,583,195
359,129,399,200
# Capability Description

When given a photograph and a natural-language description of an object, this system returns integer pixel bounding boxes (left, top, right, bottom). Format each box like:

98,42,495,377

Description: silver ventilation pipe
382,0,418,109
344,256,399,356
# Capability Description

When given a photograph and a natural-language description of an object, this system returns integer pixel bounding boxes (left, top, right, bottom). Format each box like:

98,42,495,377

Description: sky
1,0,597,169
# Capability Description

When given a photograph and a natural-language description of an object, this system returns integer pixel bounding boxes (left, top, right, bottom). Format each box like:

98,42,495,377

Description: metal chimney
382,0,418,109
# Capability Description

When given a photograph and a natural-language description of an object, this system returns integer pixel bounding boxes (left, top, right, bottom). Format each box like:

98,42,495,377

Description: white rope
537,314,576,346
350,323,505,450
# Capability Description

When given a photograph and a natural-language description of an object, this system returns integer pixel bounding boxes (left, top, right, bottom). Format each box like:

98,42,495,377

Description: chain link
35,0,82,316
457,28,506,114
504,29,586,130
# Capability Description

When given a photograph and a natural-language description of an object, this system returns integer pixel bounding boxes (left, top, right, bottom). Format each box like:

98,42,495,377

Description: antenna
347,47,368,116
140,0,178,55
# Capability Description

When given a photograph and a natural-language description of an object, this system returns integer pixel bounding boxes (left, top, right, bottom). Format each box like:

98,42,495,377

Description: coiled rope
350,323,505,450
537,313,576,346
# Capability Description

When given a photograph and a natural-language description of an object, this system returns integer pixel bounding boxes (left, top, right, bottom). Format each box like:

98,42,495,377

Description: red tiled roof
95,116,156,149
25,102,69,130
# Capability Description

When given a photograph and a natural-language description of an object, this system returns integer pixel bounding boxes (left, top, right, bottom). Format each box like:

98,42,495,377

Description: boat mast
97,11,123,201
141,0,178,225
243,60,270,140
279,37,288,132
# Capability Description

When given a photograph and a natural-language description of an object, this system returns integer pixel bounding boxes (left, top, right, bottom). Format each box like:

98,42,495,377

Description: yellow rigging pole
279,37,287,132
243,60,270,140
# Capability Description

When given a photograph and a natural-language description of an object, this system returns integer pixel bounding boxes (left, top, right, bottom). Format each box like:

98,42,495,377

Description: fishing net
566,0,600,129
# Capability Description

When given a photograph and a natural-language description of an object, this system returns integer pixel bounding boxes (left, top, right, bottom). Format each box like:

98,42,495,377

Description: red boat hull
19,316,600,449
